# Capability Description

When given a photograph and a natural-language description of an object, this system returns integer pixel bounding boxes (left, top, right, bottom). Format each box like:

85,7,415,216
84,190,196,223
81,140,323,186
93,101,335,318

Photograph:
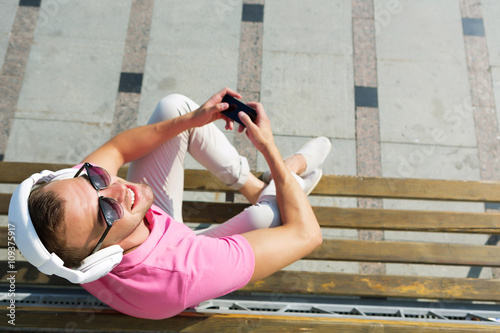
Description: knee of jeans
244,199,281,230
149,94,192,124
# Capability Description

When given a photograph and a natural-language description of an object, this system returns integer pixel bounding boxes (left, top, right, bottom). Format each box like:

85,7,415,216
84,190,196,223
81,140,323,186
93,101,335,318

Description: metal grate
2,289,500,325
195,298,500,325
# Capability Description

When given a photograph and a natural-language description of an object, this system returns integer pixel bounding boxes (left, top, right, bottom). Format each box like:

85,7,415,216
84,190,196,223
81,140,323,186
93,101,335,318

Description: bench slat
312,206,500,234
3,162,500,202
2,238,498,267
183,202,500,234
0,162,128,183
0,193,9,216
315,174,500,202
2,200,499,234
308,239,500,266
3,263,499,302
242,271,500,302
3,311,497,333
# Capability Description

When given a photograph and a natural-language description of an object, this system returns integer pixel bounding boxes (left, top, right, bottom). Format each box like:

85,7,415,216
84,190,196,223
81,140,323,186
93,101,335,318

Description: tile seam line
379,140,478,149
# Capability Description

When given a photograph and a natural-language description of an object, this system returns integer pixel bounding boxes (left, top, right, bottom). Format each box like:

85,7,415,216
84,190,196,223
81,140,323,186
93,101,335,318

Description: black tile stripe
485,202,500,210
19,0,41,7
462,18,485,36
0,154,4,162
242,4,264,23
355,86,378,108
118,72,143,93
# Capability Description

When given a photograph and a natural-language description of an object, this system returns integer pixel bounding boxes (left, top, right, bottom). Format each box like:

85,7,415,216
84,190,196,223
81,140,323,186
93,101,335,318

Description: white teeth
128,188,135,208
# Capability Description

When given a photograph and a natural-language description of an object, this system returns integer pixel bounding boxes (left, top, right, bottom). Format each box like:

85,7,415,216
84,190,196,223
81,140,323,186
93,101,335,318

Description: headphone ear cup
77,245,123,284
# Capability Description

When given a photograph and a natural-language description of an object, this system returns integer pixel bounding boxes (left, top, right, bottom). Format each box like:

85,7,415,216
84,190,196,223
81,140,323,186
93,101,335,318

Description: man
10,88,331,319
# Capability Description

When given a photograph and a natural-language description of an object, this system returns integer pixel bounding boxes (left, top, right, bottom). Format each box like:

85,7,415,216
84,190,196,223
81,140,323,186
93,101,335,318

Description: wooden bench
1,161,500,332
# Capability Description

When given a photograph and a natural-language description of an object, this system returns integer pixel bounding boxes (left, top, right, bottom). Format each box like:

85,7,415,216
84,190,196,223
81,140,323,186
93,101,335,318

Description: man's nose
100,183,127,203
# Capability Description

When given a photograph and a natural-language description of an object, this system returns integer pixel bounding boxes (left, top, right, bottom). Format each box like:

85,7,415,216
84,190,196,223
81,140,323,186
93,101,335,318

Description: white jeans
127,94,304,238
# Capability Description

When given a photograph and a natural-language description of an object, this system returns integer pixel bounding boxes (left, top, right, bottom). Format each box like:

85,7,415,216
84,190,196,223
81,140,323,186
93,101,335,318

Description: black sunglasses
74,163,124,256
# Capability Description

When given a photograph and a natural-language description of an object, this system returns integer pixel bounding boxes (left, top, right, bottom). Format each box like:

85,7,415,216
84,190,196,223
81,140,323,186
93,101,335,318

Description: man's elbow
303,225,322,251
311,228,323,249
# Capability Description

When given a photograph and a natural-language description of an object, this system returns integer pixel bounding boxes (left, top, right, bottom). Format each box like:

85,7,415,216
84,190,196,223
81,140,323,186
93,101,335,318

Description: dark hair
28,183,87,268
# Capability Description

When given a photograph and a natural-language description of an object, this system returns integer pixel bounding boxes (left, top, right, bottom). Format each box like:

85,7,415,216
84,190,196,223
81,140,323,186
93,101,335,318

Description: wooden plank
0,162,74,183
4,161,500,202
182,201,250,223
1,261,73,286
3,238,499,267
1,311,497,332
314,174,500,202
4,198,498,234
314,206,500,234
0,193,9,216
0,162,129,183
3,263,500,302
241,271,500,302
183,202,500,234
307,239,500,267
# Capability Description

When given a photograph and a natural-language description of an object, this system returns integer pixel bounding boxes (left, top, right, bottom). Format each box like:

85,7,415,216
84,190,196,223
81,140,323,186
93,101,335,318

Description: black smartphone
221,95,257,127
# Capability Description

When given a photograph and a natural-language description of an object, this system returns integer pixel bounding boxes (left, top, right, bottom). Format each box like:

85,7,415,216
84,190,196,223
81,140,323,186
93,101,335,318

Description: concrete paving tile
464,35,491,71
147,0,241,55
356,107,382,177
0,75,22,154
0,0,17,33
35,0,131,41
460,0,483,19
137,51,239,128
482,0,500,66
2,5,38,77
474,106,500,181
375,0,465,64
111,92,141,137
381,142,480,180
0,0,18,71
4,118,112,164
468,68,496,108
16,36,124,124
378,59,475,147
263,0,352,56
260,51,355,138
352,0,374,19
256,135,356,176
254,135,357,208
121,0,154,74
353,17,377,87
238,22,263,95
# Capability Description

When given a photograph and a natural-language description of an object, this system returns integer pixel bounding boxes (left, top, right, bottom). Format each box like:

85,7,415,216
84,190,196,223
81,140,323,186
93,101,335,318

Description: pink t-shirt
81,205,255,319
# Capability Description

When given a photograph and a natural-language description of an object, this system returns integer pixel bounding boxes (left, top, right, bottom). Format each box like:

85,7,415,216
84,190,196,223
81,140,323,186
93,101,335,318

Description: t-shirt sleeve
183,234,255,308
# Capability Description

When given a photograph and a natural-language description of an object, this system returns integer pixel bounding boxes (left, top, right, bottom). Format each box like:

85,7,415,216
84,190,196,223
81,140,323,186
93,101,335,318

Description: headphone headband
8,168,123,284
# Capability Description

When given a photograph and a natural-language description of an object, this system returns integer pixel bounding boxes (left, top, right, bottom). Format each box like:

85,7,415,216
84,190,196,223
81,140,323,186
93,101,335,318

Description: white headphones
8,168,123,284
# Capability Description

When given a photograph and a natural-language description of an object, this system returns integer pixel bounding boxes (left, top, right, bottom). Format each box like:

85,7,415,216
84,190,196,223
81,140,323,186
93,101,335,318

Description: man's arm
239,103,322,282
81,88,242,176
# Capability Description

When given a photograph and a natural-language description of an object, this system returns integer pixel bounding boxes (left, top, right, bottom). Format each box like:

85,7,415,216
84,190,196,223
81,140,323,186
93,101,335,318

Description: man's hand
238,102,276,155
191,87,242,129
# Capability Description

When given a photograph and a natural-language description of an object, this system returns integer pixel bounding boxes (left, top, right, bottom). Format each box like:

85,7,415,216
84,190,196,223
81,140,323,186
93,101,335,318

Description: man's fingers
220,102,229,111
222,87,242,99
213,87,242,103
239,112,260,136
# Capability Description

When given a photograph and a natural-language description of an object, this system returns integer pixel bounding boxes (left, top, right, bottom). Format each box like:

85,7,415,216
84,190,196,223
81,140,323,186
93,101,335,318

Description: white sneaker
303,169,323,195
262,137,332,182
